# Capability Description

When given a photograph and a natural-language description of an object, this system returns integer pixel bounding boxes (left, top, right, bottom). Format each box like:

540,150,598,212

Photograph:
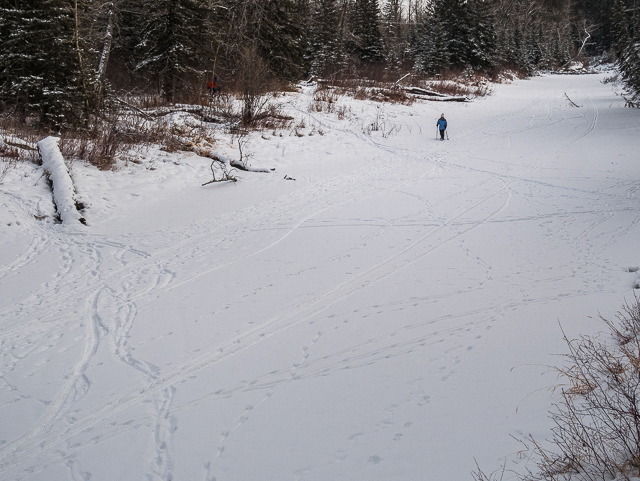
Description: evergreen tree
551,24,571,66
135,0,212,102
382,0,403,68
620,40,640,106
216,0,305,83
434,0,473,68
351,0,384,62
527,25,541,67
0,0,91,127
308,0,343,75
510,23,531,72
468,0,498,70
256,0,306,81
413,12,449,74
613,0,640,106
612,0,630,59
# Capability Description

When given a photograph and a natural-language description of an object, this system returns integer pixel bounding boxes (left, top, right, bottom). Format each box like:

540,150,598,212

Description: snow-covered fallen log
37,136,86,225
404,87,469,102
199,150,272,173
404,87,448,97
4,139,38,151
423,96,469,102
229,159,272,173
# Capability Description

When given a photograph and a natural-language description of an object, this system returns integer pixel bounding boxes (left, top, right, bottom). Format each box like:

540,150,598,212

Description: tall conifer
135,0,212,102
308,0,343,75
352,0,384,62
0,0,90,126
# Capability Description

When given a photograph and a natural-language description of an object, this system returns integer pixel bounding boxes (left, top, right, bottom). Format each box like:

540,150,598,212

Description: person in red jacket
207,77,220,97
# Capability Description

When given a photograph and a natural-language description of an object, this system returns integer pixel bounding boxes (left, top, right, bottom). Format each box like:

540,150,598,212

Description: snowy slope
1,74,639,481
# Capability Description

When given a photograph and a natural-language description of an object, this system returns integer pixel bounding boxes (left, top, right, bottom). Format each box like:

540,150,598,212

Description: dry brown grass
311,79,413,108
474,299,640,481
420,75,492,98
308,86,339,113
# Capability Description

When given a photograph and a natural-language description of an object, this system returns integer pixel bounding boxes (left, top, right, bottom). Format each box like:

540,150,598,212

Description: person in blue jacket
437,113,447,140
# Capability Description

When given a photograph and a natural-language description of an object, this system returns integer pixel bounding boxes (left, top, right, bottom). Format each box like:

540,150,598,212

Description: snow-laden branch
403,87,469,102
37,137,86,225
214,152,271,173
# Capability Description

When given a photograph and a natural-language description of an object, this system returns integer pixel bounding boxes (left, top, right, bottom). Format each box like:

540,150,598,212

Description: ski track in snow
1,139,446,476
1,75,639,481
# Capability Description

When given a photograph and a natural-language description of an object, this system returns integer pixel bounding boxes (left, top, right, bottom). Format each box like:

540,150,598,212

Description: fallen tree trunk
194,148,273,176
404,87,448,97
230,159,272,173
404,87,469,102
37,137,86,225
5,140,37,151
423,96,469,102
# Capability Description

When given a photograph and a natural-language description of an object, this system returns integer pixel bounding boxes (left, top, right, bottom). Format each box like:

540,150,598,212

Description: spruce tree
216,0,305,83
527,26,540,67
351,0,384,62
511,23,531,72
256,0,306,81
613,0,640,106
413,13,449,74
468,0,497,71
612,0,630,59
382,0,403,68
0,0,91,127
308,0,343,75
434,0,468,68
135,0,212,102
551,24,571,67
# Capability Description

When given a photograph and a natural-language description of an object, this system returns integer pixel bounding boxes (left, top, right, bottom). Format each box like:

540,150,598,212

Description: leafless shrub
309,87,339,113
0,157,17,184
117,114,175,148
375,87,412,104
0,116,43,163
201,157,237,185
502,300,640,481
602,74,620,85
59,117,124,170
337,105,350,120
317,77,413,105
356,86,411,104
472,459,508,481
229,131,255,170
133,93,172,110
250,104,293,131
0,142,20,160
0,96,221,172
236,46,271,127
205,93,238,121
353,87,369,100
421,78,490,98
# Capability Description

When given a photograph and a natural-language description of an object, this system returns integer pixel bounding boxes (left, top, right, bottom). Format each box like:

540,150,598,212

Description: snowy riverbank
1,73,639,481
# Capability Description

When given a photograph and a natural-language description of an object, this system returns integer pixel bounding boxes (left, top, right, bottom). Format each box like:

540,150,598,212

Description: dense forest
1,0,639,128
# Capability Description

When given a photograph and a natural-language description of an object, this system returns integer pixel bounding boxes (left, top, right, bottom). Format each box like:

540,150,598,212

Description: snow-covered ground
1,73,639,481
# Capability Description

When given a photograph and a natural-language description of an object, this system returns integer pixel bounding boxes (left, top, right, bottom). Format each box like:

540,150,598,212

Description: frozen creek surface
1,74,639,481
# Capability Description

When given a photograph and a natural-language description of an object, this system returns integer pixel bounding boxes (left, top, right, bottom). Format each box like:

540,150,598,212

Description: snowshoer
207,77,220,97
436,113,447,140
